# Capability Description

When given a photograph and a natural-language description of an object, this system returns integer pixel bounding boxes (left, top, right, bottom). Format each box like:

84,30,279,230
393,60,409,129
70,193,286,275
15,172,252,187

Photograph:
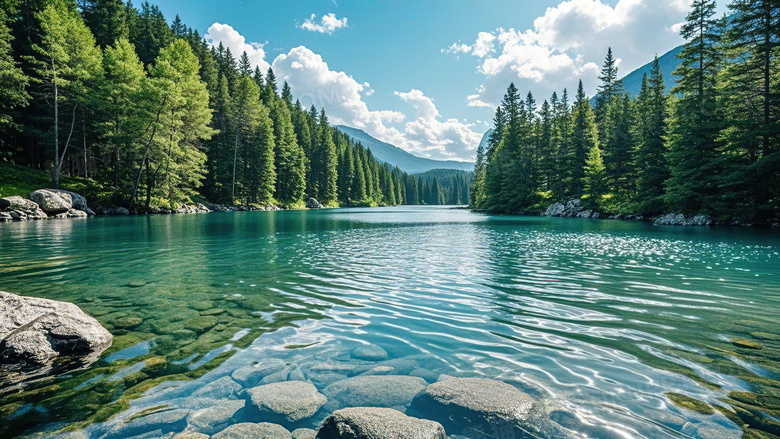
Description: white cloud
205,25,480,161
204,23,270,71
451,0,689,109
299,13,348,34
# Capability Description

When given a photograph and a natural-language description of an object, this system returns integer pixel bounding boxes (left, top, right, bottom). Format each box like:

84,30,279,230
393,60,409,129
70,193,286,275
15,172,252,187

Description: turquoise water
1,207,779,438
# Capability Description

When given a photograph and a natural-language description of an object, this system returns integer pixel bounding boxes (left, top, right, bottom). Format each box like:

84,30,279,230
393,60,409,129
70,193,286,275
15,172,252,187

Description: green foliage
583,144,607,208
0,8,29,135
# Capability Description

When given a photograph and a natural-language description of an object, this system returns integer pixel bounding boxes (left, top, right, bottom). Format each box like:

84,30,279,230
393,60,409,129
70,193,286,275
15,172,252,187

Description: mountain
620,45,682,97
478,129,492,152
335,126,474,174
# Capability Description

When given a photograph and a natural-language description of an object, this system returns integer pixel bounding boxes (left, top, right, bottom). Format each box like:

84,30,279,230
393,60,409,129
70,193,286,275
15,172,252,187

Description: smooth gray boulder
409,377,535,435
247,381,327,422
190,376,242,400
212,422,291,439
29,189,72,213
0,291,112,364
323,375,427,409
291,428,317,439
49,189,88,211
231,359,286,387
306,198,323,209
317,407,446,439
187,399,245,434
350,345,388,362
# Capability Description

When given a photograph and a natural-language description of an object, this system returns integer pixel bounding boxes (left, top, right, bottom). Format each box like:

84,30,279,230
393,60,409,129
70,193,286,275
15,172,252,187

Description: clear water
1,207,778,438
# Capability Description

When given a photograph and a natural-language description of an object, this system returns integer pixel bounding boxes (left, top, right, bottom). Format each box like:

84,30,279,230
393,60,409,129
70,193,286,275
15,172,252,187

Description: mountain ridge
335,125,474,174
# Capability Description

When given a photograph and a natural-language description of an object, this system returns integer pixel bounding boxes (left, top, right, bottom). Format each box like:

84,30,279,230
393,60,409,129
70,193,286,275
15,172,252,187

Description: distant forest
0,0,471,209
471,0,779,222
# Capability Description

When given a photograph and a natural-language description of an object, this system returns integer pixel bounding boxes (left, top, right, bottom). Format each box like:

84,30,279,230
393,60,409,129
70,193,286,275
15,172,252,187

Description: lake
1,207,778,438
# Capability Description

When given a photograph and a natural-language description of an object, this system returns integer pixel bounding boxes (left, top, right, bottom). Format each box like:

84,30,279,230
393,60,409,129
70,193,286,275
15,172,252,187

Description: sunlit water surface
1,207,778,438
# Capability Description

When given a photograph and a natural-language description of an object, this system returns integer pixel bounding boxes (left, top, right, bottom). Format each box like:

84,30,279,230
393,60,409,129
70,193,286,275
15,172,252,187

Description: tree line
471,0,778,222
0,0,461,210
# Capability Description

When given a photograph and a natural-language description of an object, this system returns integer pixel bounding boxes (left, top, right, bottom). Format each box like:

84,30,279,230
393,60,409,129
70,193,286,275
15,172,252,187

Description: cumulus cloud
450,0,689,109
299,13,348,34
205,23,270,71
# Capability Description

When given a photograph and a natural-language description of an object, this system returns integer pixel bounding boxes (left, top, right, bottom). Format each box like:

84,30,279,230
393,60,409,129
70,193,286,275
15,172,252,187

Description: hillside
335,126,474,174
620,45,682,97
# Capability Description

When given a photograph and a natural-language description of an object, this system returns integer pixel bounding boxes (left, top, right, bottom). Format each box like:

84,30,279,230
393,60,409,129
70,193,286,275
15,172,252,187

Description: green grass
0,162,112,206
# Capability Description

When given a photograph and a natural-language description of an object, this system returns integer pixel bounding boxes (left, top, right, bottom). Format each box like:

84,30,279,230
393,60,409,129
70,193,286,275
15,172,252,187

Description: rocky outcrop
409,377,535,436
544,199,592,218
654,213,713,226
306,198,323,209
29,189,72,213
246,381,327,423
317,407,446,439
0,196,48,221
0,291,112,364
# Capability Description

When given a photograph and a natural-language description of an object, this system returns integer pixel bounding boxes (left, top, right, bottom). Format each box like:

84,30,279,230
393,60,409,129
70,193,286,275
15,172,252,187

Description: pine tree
583,144,607,208
595,47,623,114
538,99,553,191
269,99,305,205
82,0,127,49
0,7,29,134
230,73,262,204
129,2,172,65
317,109,338,204
665,0,722,214
569,80,598,196
281,80,293,106
603,92,635,196
635,57,669,214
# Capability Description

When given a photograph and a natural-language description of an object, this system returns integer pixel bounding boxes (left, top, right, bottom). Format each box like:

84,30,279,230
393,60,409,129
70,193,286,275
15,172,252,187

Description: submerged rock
350,345,388,362
212,422,291,439
231,359,287,387
0,291,112,364
323,375,427,409
291,428,317,439
317,407,446,439
246,381,327,422
188,399,245,434
29,189,72,213
409,377,535,435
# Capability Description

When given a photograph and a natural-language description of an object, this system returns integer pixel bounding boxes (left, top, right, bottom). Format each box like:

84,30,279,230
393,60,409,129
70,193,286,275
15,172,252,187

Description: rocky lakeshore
0,191,328,223
541,199,778,227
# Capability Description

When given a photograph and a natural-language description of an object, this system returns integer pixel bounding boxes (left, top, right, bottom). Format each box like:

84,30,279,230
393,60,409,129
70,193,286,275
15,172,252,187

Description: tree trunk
53,61,60,188
232,124,240,205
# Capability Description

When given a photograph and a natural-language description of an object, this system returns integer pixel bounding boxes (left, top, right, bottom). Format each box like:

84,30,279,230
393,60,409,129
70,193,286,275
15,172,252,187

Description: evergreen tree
82,0,127,49
569,80,598,196
230,73,262,204
269,99,305,204
635,58,669,214
583,144,607,208
101,37,145,191
129,2,172,65
0,7,29,135
665,0,722,214
317,109,338,204
281,80,293,106
132,39,214,210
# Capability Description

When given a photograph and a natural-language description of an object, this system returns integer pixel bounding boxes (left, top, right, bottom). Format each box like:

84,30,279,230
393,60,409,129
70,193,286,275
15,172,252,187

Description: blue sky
149,0,728,161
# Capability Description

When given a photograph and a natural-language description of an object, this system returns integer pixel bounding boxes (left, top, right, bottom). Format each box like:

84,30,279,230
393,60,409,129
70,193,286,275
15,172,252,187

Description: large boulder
0,291,112,364
29,189,72,213
306,198,323,209
409,377,535,436
48,189,88,211
654,213,713,226
317,407,446,439
323,375,427,409
246,381,327,423
544,199,587,217
0,196,48,220
212,422,291,439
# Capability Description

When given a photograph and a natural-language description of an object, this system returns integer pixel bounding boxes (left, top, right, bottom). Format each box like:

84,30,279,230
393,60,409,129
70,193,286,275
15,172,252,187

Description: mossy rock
200,308,225,316
184,316,218,334
733,339,764,350
189,301,214,311
667,392,714,415
114,316,143,329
